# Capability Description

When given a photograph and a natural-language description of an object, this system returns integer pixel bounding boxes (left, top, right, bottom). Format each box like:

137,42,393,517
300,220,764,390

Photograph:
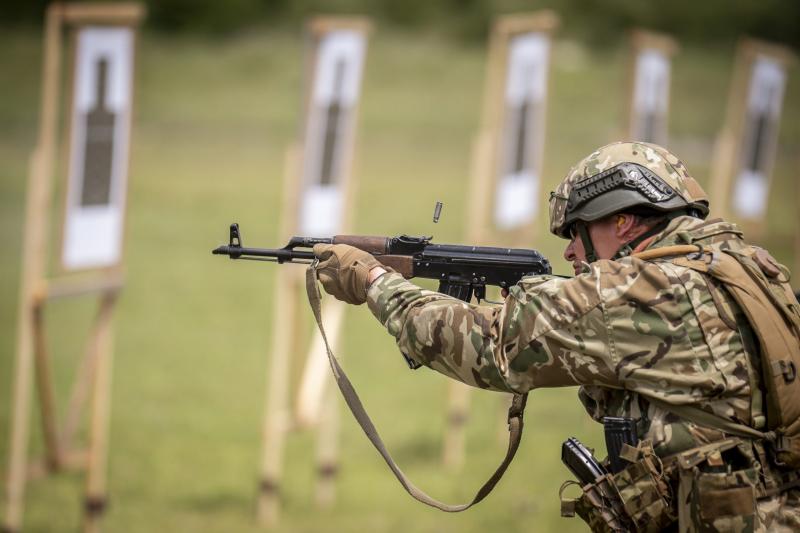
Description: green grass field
0,26,798,532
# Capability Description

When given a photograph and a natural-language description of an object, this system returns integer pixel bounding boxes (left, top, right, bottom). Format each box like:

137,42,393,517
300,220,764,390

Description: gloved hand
312,244,384,305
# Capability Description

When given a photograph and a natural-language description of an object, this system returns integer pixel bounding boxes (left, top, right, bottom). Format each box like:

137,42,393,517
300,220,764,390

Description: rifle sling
305,264,528,512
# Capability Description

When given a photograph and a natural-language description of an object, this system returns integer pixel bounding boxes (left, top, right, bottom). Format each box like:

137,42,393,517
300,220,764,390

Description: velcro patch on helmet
568,163,676,210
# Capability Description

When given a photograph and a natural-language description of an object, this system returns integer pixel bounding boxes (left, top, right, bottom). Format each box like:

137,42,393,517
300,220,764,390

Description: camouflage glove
312,244,383,305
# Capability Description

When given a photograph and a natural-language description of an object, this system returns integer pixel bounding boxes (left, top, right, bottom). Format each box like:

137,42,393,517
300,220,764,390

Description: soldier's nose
563,242,576,262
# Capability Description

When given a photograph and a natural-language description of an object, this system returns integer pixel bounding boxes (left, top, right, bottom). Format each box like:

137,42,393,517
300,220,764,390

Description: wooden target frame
710,38,794,237
624,30,677,145
2,4,144,533
467,12,559,246
445,11,558,469
256,16,370,526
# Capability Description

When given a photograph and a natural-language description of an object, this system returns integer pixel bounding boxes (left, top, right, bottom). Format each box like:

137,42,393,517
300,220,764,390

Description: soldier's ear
615,214,638,239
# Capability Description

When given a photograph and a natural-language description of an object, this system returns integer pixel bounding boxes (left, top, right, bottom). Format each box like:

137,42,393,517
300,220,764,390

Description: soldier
312,142,800,531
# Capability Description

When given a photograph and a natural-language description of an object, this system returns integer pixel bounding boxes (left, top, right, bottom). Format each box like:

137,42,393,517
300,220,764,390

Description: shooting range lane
257,16,371,526
447,11,559,471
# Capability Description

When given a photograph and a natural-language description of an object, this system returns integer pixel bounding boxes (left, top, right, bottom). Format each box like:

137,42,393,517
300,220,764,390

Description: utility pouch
676,440,760,532
561,440,675,532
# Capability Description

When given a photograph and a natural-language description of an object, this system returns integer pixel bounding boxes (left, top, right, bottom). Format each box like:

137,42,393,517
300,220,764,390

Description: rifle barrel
212,245,316,262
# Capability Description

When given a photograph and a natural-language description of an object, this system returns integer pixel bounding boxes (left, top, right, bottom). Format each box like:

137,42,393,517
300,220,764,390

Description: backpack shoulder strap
646,397,770,441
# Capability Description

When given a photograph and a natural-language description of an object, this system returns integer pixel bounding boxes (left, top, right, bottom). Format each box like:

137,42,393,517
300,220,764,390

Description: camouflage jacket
367,216,765,458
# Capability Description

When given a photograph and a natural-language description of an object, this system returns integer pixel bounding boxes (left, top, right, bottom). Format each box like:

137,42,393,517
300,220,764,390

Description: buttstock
377,255,414,278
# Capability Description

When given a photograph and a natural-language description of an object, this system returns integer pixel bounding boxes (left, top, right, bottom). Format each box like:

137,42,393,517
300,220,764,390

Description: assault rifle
212,223,552,303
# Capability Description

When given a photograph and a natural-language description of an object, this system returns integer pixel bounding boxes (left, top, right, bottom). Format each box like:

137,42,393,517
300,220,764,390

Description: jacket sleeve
366,272,514,392
366,270,622,394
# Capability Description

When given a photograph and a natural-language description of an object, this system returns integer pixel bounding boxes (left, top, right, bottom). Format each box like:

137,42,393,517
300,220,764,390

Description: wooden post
31,300,62,471
709,132,738,220
83,291,117,533
3,3,63,529
256,268,303,526
3,154,46,532
257,145,303,526
296,300,347,428
442,382,471,469
62,315,105,452
315,373,340,508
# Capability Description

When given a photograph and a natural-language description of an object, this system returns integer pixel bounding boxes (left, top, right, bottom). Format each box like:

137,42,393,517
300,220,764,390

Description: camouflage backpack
635,243,800,468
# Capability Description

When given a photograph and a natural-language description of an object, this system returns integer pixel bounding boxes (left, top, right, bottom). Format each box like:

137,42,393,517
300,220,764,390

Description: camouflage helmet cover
549,142,710,238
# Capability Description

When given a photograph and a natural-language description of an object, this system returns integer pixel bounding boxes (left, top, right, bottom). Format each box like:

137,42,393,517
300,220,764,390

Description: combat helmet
548,142,709,262
550,141,709,239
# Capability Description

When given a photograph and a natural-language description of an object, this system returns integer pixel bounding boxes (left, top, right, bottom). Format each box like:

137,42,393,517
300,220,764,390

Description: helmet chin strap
575,222,598,264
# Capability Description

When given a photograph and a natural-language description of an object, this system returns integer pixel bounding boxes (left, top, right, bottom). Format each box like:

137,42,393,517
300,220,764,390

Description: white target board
298,30,366,236
493,32,551,230
62,26,134,270
731,55,787,220
630,48,671,143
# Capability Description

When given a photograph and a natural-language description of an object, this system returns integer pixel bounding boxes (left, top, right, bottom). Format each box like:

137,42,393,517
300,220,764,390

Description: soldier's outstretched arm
367,270,622,393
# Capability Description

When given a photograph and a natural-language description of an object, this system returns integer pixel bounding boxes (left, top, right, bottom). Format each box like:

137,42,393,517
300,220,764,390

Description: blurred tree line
3,0,798,49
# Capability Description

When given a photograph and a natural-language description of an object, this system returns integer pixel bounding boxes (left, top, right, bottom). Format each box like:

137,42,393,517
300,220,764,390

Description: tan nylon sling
305,264,529,512
633,245,800,467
